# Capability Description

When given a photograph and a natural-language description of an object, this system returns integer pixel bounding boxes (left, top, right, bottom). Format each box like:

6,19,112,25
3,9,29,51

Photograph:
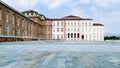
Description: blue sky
2,0,120,36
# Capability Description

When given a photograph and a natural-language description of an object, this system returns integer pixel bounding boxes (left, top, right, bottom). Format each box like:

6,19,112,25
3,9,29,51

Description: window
74,22,76,25
77,22,79,25
17,18,20,26
53,22,55,26
25,31,27,36
5,25,9,35
53,28,55,32
82,22,84,25
25,21,27,28
22,20,24,28
89,22,91,25
74,28,76,31
74,33,76,38
68,33,70,38
77,33,79,38
33,13,36,16
85,22,87,25
57,22,59,25
12,15,15,24
61,34,63,39
71,33,73,38
57,34,59,39
5,12,9,22
48,27,50,31
68,23,70,25
82,35,84,40
31,12,33,15
17,29,20,36
68,28,70,32
61,22,63,26
0,26,2,35
12,29,15,36
71,22,73,25
61,28,63,32
0,9,2,20
77,28,79,32
57,28,59,32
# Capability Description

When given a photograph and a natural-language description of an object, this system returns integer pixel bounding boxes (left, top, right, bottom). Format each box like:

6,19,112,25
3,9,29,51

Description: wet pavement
0,41,120,68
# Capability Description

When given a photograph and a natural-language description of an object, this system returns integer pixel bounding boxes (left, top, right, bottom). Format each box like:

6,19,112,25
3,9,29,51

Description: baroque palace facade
0,1,104,42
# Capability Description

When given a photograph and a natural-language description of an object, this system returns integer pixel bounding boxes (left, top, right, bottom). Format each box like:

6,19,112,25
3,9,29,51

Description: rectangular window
25,21,27,28
68,28,70,32
12,29,15,36
74,28,76,31
22,20,24,28
5,25,9,35
61,22,63,26
57,22,59,25
53,28,55,32
78,28,79,31
57,34,59,39
5,12,9,22
74,22,76,25
12,15,15,24
57,28,59,32
18,29,20,36
17,18,20,26
61,28,63,32
0,9,2,20
61,34,63,39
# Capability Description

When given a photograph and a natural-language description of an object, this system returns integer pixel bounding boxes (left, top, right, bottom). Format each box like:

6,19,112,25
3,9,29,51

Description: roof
21,10,46,20
93,23,104,26
21,10,38,14
51,15,93,20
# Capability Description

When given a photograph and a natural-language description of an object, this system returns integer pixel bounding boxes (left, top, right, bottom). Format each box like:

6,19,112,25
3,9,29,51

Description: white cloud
40,0,69,9
80,0,90,4
2,0,40,10
94,0,120,8
69,8,88,18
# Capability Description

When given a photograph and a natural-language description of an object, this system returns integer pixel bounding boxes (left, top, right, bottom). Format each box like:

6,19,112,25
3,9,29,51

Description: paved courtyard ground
0,41,120,68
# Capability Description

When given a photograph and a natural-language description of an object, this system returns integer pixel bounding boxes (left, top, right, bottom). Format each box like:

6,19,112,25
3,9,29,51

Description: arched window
82,35,84,40
71,33,73,38
74,33,76,38
68,33,70,38
77,33,79,38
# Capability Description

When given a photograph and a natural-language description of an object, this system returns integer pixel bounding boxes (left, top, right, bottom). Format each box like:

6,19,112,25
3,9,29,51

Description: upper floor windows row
52,21,93,26
52,21,64,26
66,21,92,26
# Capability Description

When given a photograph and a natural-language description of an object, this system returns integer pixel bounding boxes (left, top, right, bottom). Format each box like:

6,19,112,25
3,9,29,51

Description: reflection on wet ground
0,41,120,68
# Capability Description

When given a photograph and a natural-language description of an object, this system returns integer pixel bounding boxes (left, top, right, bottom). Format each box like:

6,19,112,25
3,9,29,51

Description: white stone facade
52,15,104,41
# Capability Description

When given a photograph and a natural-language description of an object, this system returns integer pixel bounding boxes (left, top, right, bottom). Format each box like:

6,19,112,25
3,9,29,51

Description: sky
2,0,120,36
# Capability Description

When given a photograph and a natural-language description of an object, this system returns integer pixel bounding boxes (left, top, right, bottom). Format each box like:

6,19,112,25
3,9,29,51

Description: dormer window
29,12,31,16
31,12,33,15
41,16,45,20
33,13,36,16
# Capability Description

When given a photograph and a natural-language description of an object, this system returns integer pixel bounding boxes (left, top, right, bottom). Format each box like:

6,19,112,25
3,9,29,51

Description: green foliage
104,36,120,40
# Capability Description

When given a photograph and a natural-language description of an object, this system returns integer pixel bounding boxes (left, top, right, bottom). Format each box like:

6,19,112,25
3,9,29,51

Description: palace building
51,15,104,41
0,0,104,42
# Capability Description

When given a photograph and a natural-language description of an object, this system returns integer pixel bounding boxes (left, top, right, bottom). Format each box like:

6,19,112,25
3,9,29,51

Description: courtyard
0,41,120,68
